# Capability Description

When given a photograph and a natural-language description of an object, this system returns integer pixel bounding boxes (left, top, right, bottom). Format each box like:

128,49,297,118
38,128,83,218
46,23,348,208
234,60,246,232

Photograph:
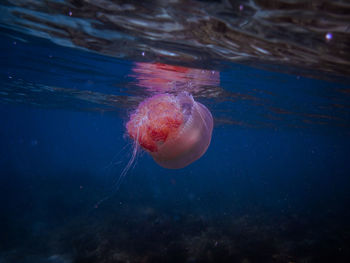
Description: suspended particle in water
325,32,333,42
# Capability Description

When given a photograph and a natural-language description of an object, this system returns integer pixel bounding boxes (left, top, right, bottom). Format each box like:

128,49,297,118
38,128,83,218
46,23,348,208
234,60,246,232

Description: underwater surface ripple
1,0,350,77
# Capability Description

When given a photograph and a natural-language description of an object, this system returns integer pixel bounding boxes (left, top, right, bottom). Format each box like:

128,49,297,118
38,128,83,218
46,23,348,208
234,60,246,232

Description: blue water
1,27,350,263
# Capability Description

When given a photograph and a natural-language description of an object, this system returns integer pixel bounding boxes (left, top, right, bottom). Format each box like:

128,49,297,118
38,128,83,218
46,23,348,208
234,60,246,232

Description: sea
0,1,350,263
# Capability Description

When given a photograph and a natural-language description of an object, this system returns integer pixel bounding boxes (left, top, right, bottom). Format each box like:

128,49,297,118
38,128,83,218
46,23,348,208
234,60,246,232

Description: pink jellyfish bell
126,92,213,169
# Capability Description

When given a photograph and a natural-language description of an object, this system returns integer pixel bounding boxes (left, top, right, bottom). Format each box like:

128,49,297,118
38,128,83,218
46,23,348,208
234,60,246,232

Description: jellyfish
126,92,213,169
94,65,217,208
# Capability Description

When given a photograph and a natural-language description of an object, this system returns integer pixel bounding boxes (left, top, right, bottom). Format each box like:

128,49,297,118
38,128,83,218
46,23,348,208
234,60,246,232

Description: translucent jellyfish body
126,92,213,169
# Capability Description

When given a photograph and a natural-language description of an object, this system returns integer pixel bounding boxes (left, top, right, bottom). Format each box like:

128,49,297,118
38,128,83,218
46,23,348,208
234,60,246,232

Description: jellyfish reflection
131,62,220,95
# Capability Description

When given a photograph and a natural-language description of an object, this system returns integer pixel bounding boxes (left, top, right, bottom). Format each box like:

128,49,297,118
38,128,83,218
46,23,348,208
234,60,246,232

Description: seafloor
1,171,349,263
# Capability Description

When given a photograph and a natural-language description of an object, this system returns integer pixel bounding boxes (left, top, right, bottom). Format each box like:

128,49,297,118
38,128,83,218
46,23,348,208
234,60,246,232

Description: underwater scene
1,0,350,262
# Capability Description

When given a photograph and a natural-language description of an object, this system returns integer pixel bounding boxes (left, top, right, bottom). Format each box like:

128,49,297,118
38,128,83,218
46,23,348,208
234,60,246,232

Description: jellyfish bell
126,92,213,169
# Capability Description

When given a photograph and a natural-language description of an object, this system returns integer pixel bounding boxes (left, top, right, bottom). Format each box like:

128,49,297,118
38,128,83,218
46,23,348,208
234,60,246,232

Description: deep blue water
1,25,350,263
